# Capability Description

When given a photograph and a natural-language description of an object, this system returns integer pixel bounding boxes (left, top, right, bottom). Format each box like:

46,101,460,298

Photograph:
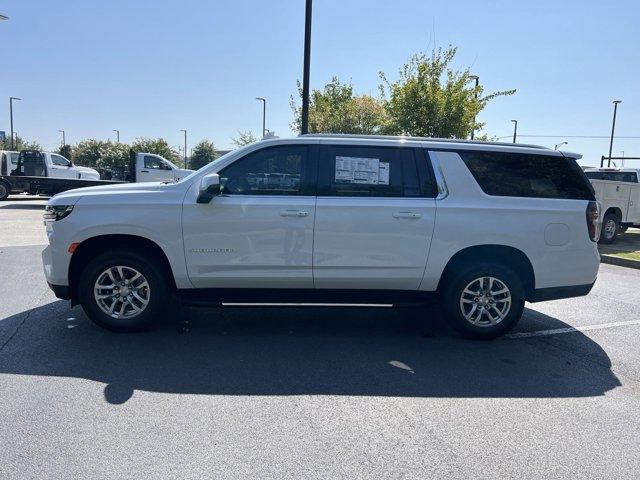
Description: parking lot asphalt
1,196,640,479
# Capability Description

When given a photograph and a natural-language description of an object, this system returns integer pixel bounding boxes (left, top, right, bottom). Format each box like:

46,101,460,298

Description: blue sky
2,0,639,166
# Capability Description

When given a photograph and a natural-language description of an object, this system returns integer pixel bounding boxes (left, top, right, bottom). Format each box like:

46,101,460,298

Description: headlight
44,205,74,222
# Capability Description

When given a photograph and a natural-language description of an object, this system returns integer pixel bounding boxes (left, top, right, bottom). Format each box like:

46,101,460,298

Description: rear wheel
0,181,9,201
599,213,619,244
78,250,169,332
442,263,525,339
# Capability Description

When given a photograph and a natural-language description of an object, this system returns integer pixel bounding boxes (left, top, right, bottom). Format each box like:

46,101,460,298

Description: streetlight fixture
58,130,66,147
469,75,479,140
113,129,120,142
554,141,568,150
9,97,21,150
607,100,622,168
300,0,313,134
0,14,8,20
256,97,267,137
180,129,187,169
511,119,518,143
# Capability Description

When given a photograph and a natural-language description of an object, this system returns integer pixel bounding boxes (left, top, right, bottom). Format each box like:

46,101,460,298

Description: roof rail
300,133,550,150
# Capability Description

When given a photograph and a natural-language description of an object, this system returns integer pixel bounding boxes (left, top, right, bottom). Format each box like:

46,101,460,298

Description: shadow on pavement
0,203,46,210
0,301,621,404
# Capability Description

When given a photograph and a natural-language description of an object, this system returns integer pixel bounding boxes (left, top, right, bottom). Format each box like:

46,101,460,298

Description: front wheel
78,250,169,332
442,263,525,339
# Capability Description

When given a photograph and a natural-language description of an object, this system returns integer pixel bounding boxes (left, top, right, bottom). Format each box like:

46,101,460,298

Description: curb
600,253,640,270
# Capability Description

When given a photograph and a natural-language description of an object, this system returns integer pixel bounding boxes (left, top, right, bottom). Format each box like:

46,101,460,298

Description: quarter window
219,145,312,196
459,151,595,200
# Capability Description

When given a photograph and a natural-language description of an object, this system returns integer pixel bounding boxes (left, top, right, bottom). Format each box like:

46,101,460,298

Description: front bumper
47,282,71,300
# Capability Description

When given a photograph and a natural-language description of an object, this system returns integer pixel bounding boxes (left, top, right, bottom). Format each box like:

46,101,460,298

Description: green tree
99,142,130,170
71,139,110,168
0,134,41,151
231,131,258,147
290,77,387,134
131,137,180,163
379,46,515,138
57,144,73,160
189,140,217,169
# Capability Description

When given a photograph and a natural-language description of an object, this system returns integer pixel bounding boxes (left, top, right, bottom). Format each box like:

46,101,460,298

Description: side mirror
197,173,221,204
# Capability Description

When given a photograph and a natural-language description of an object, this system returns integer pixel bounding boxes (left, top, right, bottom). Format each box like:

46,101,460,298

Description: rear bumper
529,281,595,303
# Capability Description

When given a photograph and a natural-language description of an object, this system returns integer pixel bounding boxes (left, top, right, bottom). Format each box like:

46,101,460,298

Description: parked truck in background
0,150,193,200
584,167,640,243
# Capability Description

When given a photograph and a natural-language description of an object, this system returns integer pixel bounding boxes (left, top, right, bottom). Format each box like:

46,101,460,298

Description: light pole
607,100,622,168
113,129,120,142
469,75,479,140
180,129,187,169
9,97,21,150
554,141,568,150
256,97,266,137
300,0,312,134
58,130,66,147
511,119,518,143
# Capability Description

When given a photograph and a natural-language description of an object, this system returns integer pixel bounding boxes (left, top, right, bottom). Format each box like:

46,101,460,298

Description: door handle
279,209,309,217
393,211,421,219
141,170,149,173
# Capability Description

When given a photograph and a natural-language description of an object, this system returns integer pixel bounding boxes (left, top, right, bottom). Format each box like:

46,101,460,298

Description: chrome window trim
427,151,449,200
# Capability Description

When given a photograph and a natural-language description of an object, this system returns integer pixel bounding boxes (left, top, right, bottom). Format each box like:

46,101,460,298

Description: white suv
42,135,601,339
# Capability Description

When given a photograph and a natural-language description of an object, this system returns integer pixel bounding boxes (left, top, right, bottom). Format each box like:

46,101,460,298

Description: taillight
586,201,600,242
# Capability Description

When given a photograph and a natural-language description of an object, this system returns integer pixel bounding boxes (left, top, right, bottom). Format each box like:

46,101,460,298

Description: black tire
599,213,619,244
78,249,170,332
0,181,9,201
441,262,525,340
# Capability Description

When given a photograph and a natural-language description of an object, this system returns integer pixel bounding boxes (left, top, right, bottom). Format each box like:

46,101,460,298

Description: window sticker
335,156,390,185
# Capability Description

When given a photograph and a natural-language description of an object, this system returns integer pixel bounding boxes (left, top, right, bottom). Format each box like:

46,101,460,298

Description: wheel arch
604,207,622,220
437,244,536,300
68,234,177,305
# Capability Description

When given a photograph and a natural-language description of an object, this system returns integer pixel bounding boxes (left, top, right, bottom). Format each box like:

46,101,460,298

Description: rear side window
318,145,436,197
585,171,638,183
459,151,595,200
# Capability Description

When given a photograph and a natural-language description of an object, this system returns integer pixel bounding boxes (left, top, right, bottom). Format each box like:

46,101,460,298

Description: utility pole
58,130,66,147
9,97,21,150
256,97,266,137
607,100,622,168
469,75,479,140
113,129,120,142
300,0,312,134
511,119,518,143
180,129,187,169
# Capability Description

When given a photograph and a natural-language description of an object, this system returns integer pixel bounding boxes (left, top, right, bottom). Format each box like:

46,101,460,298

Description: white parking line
507,319,640,339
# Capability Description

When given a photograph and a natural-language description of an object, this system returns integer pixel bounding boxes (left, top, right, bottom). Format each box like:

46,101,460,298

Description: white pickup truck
1,150,99,179
132,152,193,183
0,150,193,200
584,168,640,243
